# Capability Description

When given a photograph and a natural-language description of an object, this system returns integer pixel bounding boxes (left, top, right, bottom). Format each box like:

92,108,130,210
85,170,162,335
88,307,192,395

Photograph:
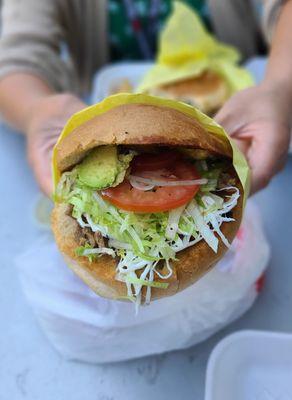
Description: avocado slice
77,146,119,189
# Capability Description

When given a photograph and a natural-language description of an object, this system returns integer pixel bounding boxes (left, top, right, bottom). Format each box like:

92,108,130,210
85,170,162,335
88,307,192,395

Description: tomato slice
131,150,181,172
101,160,201,213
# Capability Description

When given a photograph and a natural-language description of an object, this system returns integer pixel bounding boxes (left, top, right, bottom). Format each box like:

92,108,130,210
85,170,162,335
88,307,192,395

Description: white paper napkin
15,201,270,363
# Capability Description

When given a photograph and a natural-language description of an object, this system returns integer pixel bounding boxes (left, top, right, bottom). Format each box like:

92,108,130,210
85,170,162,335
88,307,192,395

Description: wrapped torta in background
137,2,254,115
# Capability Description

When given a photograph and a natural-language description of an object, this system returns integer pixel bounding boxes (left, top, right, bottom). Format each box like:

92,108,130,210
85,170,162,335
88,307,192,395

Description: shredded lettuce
118,275,169,289
196,160,223,192
116,295,137,303
186,200,219,252
75,244,96,262
57,157,240,306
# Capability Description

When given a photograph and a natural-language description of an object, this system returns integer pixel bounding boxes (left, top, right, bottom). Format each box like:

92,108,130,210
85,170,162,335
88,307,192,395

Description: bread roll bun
149,71,229,115
52,103,243,301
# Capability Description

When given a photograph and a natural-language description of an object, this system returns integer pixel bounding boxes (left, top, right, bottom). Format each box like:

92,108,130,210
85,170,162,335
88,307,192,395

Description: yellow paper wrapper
137,1,253,94
52,93,250,206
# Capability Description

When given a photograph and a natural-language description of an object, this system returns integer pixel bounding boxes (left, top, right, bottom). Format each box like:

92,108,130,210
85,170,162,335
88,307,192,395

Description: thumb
231,137,251,156
247,126,287,194
27,135,54,197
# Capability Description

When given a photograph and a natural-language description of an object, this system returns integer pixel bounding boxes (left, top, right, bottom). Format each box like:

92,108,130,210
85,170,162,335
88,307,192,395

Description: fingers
214,107,234,134
27,135,54,197
26,94,87,197
214,86,291,195
214,106,231,128
215,114,250,162
216,109,289,195
231,136,251,155
247,124,289,194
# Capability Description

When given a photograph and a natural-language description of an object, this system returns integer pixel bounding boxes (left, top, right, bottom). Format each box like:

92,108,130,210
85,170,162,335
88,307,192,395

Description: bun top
55,103,232,173
158,71,227,97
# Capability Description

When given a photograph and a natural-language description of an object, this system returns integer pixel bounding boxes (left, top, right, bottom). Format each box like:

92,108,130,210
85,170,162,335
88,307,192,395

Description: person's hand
215,83,291,194
26,94,86,196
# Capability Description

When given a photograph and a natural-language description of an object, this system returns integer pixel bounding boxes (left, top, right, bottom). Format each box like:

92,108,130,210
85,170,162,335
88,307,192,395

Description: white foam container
92,62,152,103
205,330,292,400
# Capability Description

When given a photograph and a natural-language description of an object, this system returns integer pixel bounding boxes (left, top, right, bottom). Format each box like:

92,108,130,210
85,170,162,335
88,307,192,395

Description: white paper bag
16,200,270,363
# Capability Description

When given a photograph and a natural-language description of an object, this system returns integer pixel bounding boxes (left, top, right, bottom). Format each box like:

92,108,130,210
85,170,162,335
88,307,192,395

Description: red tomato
131,150,181,172
101,160,201,213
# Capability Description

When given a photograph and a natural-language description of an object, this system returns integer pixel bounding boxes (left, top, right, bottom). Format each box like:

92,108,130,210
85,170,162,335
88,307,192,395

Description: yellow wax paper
137,1,253,93
52,93,250,206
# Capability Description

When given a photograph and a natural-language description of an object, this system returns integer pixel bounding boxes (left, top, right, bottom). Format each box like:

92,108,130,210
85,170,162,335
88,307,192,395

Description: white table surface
1,59,292,400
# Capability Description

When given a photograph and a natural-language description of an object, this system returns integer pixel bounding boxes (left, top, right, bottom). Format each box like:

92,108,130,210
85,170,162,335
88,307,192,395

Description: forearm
264,0,292,93
0,73,54,133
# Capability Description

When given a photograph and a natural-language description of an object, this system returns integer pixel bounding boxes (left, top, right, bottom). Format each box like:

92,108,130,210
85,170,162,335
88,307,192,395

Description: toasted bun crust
149,72,229,115
52,170,243,301
55,103,232,173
